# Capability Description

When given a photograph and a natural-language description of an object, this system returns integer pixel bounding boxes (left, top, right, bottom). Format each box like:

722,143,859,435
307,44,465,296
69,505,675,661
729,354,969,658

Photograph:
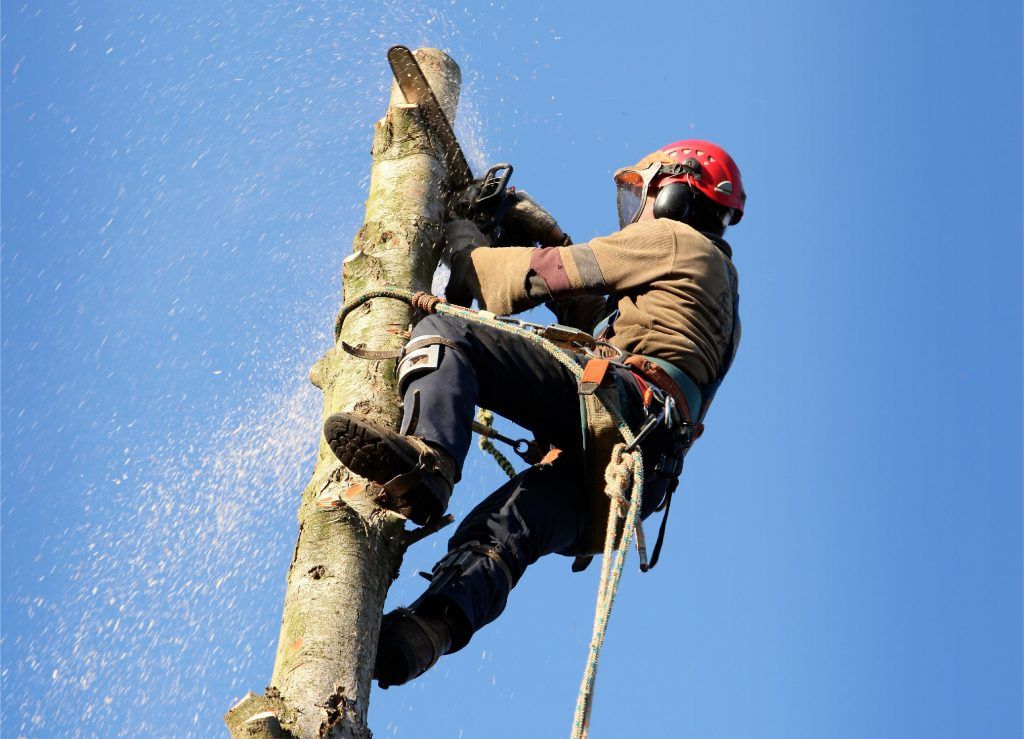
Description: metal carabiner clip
624,412,662,453
663,395,678,429
583,340,628,362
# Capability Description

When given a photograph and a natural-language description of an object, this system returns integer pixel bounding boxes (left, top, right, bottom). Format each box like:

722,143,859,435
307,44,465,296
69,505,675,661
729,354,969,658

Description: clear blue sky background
2,2,1021,737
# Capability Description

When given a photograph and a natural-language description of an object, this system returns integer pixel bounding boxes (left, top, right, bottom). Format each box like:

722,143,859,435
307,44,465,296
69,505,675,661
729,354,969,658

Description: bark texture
225,48,462,739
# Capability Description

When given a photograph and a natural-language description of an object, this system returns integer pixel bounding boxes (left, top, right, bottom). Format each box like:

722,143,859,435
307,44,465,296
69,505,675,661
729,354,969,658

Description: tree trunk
225,48,462,739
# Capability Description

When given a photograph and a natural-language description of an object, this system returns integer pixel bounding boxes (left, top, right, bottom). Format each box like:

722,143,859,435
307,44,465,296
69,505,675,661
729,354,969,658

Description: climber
323,139,746,688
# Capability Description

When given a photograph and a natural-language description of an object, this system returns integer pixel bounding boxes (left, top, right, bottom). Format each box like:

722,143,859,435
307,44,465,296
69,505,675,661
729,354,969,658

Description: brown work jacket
454,218,740,387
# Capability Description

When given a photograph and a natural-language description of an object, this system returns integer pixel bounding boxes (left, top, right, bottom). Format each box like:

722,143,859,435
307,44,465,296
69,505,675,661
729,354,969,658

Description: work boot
323,412,456,525
374,607,453,688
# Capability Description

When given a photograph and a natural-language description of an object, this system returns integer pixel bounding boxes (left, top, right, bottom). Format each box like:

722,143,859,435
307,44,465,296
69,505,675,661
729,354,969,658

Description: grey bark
225,48,462,739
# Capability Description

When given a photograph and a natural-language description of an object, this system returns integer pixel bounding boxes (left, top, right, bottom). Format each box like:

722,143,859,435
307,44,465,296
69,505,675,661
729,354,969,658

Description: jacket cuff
466,246,534,315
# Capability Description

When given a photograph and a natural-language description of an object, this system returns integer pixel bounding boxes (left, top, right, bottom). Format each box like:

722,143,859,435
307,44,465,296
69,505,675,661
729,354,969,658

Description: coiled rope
336,288,644,739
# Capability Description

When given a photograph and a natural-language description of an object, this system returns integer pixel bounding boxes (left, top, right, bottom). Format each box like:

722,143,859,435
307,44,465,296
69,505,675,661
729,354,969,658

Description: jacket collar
703,232,733,259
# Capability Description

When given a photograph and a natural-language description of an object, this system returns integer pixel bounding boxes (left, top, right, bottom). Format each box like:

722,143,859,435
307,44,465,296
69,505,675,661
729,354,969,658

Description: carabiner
663,396,677,429
624,412,662,453
583,340,628,362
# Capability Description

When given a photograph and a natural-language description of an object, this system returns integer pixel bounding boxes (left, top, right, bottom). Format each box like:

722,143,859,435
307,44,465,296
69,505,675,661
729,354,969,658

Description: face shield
613,161,694,229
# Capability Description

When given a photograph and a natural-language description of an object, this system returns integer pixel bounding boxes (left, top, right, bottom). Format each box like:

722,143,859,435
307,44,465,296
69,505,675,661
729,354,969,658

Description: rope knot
603,442,636,509
410,291,445,313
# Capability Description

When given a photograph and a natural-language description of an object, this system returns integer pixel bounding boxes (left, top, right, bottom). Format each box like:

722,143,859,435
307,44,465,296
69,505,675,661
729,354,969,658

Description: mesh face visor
613,162,689,229
615,177,644,229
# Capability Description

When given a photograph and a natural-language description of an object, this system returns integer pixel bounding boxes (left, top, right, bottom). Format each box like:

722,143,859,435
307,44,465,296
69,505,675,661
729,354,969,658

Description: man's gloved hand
498,190,571,247
443,219,489,308
443,218,491,265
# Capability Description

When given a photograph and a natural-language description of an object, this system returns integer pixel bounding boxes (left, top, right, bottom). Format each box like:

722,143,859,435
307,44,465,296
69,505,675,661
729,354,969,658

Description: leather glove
498,190,570,246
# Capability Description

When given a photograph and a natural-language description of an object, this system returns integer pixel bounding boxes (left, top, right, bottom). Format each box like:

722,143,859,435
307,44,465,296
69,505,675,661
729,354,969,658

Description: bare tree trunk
225,48,462,739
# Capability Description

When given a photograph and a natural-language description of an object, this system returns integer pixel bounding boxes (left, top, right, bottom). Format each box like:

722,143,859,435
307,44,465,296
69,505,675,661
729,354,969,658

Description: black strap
641,480,677,572
429,541,515,586
471,544,515,586
571,555,594,573
593,294,620,340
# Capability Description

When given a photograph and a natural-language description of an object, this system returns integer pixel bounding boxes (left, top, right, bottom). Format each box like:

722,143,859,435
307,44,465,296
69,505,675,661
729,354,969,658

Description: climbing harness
484,316,707,571
334,287,695,739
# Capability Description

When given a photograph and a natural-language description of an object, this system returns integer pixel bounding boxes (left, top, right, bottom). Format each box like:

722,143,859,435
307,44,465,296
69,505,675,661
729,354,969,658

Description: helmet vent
715,181,733,194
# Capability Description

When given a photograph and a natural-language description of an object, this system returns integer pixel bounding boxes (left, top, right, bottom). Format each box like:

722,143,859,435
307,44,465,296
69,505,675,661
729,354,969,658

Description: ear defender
652,181,695,222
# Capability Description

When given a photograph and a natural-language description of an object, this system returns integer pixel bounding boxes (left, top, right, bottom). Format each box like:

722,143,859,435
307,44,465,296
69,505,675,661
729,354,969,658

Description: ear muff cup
652,181,694,223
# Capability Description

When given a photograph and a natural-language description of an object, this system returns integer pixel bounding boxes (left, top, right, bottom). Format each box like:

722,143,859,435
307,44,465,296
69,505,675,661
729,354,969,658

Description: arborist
324,139,746,688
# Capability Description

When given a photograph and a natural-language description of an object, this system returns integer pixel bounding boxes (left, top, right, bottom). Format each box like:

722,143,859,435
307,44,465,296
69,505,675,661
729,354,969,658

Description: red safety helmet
614,140,746,228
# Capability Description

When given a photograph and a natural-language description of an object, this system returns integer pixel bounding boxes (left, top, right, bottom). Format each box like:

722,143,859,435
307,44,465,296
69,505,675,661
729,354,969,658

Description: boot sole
323,413,418,487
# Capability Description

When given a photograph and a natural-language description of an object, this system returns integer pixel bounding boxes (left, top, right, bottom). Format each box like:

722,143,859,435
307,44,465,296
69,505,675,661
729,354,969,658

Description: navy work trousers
399,314,674,650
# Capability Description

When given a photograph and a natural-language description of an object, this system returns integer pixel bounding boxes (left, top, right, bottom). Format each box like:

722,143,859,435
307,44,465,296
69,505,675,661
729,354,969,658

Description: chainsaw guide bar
387,45,475,188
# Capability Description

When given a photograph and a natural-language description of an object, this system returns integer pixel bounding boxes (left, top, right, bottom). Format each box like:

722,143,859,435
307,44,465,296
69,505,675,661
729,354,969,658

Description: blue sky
2,1,1021,737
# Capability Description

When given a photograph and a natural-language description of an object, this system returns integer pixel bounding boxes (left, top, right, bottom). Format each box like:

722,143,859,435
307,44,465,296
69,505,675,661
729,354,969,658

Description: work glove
498,190,570,247
443,219,489,308
442,218,491,265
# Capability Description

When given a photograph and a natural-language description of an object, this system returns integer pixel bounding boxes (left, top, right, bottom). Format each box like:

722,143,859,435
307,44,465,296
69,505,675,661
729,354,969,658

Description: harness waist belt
644,356,705,423
622,355,704,427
